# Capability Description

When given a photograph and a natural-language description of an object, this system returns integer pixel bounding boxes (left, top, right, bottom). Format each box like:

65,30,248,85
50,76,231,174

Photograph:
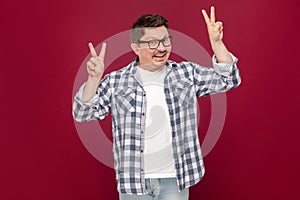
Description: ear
131,43,139,55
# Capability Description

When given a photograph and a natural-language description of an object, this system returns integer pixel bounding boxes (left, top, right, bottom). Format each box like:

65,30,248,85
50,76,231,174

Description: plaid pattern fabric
73,54,241,195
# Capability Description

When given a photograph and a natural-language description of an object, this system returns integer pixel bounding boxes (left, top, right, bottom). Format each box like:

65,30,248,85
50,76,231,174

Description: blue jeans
119,178,189,200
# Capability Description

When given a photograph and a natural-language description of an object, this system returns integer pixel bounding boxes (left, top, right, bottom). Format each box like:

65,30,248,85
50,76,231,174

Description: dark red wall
1,0,299,199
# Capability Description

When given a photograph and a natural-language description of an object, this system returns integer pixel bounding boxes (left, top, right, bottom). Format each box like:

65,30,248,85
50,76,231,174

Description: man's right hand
82,42,106,103
87,42,106,79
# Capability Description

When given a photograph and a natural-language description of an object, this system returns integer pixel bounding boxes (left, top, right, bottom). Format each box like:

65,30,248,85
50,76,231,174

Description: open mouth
153,53,166,58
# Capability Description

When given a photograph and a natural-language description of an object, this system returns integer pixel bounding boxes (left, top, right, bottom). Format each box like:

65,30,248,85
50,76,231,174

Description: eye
149,40,158,45
163,37,170,43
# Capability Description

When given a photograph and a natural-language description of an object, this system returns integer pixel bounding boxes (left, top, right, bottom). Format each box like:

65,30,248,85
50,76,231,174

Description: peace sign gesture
87,42,106,78
202,6,223,44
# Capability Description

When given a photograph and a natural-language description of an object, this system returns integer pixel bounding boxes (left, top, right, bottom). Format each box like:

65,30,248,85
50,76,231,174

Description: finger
214,22,223,31
88,42,97,58
98,42,106,59
91,57,99,64
220,26,223,32
214,22,222,29
87,61,95,71
210,6,215,23
201,9,210,25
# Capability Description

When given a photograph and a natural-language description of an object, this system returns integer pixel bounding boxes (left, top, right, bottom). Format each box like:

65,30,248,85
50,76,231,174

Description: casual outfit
72,54,241,198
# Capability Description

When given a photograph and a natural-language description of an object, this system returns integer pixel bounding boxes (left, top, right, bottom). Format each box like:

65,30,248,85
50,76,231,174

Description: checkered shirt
73,54,241,195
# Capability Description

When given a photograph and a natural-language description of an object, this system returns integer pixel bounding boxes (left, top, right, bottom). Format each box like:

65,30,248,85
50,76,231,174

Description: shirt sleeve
193,53,241,97
72,75,111,122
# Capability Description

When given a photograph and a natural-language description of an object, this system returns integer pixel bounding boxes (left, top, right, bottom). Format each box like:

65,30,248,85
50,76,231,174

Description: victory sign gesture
87,42,106,78
202,6,223,44
82,42,106,103
201,6,233,64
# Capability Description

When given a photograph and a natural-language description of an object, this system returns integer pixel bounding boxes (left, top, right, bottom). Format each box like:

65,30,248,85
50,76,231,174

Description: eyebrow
141,34,170,41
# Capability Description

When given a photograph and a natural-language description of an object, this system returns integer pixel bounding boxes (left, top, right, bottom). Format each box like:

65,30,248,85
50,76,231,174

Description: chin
152,57,168,67
153,61,167,67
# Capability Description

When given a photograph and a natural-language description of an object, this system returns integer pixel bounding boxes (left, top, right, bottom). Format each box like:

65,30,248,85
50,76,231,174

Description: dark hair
130,14,169,43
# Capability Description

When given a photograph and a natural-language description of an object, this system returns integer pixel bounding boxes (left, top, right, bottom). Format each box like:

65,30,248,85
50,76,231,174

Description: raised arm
72,42,111,122
82,42,106,103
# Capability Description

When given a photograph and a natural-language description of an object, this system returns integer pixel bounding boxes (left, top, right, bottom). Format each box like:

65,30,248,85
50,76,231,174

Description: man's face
131,26,171,70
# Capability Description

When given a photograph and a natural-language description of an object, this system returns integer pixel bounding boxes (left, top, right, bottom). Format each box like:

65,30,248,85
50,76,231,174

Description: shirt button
142,113,145,116
143,93,146,96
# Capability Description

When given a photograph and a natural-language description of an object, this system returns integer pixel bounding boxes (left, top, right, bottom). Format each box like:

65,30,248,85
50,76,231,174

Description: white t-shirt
136,65,176,178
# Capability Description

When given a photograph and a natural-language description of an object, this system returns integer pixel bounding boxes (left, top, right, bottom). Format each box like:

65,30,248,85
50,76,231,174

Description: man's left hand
202,6,223,45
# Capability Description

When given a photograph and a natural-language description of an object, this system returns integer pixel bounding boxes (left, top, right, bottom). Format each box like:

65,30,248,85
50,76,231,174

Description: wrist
210,40,224,51
87,76,102,86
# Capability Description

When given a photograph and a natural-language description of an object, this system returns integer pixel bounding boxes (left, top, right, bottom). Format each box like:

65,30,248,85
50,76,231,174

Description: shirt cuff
75,83,100,106
212,53,238,77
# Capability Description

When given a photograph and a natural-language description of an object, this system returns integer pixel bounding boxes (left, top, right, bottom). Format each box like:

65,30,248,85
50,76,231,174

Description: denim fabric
119,178,189,200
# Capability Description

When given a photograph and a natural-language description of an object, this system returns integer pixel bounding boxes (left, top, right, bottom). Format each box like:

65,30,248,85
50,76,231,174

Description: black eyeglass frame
137,36,173,49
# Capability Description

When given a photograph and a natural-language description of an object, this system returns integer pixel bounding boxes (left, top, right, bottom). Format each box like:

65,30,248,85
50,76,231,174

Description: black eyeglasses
137,36,173,49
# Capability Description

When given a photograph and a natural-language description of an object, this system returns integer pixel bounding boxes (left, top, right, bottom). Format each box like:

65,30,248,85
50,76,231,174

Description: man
73,6,241,200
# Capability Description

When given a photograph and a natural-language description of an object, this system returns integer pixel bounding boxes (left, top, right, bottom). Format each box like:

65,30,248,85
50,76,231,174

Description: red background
1,0,300,199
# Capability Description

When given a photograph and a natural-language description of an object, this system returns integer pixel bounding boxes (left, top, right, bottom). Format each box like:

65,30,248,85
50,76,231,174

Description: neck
137,62,164,72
